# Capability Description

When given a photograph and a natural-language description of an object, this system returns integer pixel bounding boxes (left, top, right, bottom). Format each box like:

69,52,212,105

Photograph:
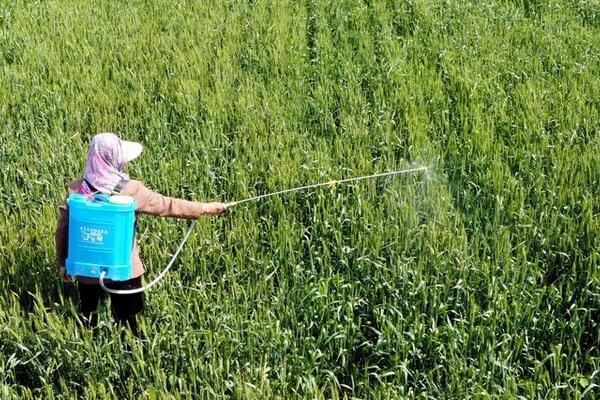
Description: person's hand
59,266,71,283
203,202,228,216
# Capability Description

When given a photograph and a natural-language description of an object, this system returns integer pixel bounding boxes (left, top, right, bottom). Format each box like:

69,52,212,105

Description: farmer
55,132,227,336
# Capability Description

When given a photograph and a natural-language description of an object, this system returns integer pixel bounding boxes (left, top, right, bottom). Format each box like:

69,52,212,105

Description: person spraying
55,132,227,336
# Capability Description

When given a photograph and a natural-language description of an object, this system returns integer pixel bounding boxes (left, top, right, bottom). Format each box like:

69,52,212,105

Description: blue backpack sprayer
66,194,137,281
65,166,428,295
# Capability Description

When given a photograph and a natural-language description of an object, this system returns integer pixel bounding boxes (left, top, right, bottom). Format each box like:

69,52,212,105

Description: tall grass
0,0,598,398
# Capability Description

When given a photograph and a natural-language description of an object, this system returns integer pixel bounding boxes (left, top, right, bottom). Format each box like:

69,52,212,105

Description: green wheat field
1,0,598,398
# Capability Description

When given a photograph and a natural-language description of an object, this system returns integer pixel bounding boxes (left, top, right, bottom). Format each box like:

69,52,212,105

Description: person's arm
55,199,71,282
126,180,227,218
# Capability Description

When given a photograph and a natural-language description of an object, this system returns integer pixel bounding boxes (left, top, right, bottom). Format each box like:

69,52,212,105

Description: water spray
99,165,428,294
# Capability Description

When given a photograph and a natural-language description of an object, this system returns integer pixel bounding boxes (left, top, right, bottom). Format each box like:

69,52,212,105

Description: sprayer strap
112,178,128,194
82,178,128,195
82,178,98,193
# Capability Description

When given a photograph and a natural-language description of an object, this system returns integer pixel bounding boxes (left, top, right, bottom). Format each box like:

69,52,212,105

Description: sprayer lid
109,195,134,205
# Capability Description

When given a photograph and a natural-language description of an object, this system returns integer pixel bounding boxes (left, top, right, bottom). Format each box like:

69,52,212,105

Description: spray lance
87,166,428,294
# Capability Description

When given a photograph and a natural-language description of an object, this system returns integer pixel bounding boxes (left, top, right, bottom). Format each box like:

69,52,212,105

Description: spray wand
100,166,428,294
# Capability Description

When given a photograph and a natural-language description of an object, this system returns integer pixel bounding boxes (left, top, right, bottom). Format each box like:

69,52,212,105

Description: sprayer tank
65,194,136,281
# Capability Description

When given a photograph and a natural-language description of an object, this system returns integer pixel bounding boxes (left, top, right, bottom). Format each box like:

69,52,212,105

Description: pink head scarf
80,133,131,195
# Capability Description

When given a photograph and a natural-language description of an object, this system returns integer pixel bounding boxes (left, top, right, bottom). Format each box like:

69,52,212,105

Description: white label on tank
80,226,108,245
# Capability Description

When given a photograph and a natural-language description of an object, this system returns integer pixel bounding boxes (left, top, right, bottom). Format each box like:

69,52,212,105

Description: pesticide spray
97,166,429,294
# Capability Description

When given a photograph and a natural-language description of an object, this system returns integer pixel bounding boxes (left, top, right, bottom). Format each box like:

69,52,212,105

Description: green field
1,0,599,398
